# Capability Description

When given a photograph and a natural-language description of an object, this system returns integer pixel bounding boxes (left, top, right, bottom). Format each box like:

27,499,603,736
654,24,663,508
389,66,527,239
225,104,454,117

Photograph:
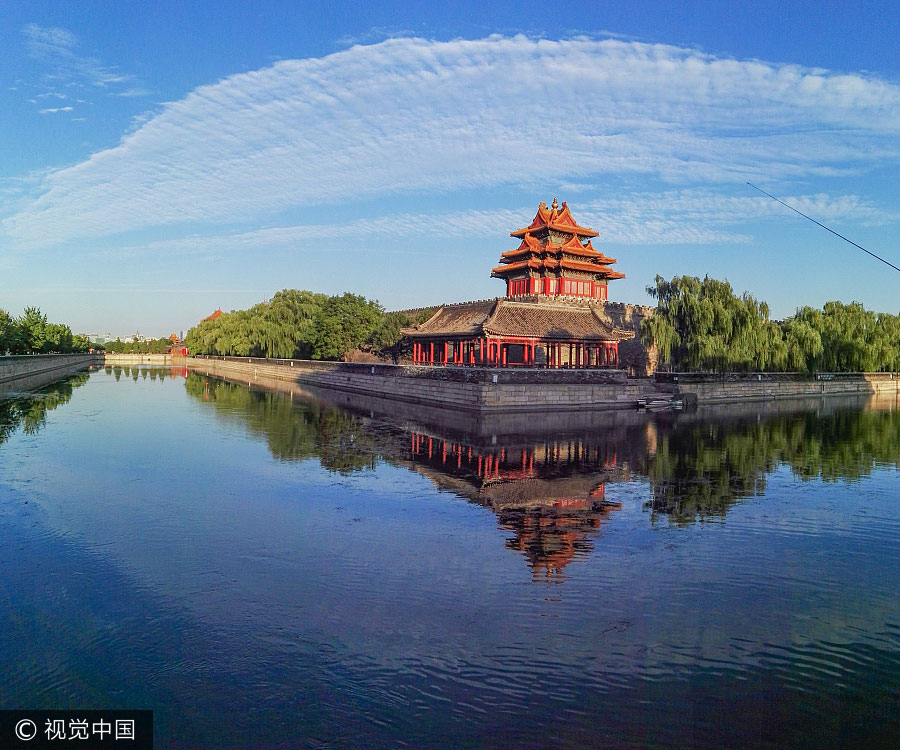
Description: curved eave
500,246,616,264
510,222,598,239
493,259,626,279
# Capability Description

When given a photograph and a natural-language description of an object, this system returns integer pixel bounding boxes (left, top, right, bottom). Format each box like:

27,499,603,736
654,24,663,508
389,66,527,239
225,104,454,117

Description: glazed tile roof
405,299,496,336
484,301,631,341
496,202,624,281
402,298,633,342
499,235,617,263
510,199,598,239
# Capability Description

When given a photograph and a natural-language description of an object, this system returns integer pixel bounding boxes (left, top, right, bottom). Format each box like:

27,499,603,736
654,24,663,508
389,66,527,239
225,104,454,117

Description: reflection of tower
409,430,624,581
498,494,622,583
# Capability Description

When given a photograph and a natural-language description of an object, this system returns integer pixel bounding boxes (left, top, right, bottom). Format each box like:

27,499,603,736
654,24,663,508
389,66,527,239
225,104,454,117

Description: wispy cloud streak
101,191,884,262
5,36,900,248
20,23,146,116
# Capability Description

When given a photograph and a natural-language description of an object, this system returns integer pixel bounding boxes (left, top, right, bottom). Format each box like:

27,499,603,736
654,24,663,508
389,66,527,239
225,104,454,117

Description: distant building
203,309,224,322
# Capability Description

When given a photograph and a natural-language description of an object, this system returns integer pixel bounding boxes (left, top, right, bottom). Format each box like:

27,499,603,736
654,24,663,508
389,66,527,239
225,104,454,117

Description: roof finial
551,197,558,211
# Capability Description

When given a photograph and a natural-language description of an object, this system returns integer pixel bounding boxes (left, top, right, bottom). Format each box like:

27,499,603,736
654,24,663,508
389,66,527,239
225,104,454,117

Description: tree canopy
642,275,900,373
184,289,432,362
0,306,94,355
104,337,172,354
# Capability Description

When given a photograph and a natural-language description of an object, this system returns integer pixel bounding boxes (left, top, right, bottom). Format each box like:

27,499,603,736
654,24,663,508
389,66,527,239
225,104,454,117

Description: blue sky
3,0,900,337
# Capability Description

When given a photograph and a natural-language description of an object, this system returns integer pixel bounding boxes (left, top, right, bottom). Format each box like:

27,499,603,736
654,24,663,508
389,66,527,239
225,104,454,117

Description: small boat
637,397,683,410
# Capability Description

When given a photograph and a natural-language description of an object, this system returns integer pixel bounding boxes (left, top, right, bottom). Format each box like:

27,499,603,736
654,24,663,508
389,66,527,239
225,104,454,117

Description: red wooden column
470,341,475,365
429,342,434,365
501,340,508,366
613,342,619,368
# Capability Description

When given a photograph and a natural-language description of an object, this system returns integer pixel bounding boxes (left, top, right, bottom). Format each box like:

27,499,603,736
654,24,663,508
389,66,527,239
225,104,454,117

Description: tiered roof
510,198,598,239
402,299,632,342
493,199,625,282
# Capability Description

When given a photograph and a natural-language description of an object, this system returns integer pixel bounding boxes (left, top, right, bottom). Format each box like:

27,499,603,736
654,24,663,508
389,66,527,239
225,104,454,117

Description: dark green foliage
311,293,383,361
0,306,94,354
642,275,900,373
183,289,430,362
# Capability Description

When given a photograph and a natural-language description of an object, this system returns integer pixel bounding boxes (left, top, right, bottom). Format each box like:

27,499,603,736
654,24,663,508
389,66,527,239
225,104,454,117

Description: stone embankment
187,357,900,412
189,355,650,412
103,354,175,365
655,371,900,404
0,353,102,396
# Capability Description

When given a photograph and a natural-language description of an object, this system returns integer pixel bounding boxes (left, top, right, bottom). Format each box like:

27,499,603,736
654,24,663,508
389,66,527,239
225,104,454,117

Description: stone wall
104,354,174,365
188,356,647,413
0,353,101,395
655,371,900,403
593,301,657,377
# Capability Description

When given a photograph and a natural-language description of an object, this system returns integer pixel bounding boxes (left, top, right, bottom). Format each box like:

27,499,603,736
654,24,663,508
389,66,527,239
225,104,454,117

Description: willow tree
641,275,780,372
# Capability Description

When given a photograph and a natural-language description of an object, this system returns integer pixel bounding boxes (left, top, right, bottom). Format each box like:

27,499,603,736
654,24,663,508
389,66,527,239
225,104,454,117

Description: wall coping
189,355,629,384
655,371,900,384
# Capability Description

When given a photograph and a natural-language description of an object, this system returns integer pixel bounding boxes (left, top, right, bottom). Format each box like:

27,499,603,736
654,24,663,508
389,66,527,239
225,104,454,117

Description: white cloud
5,36,900,248
99,190,883,263
21,23,146,112
39,106,74,114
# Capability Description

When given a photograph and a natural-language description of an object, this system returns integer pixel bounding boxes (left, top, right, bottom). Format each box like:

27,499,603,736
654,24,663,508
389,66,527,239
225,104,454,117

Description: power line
747,182,900,275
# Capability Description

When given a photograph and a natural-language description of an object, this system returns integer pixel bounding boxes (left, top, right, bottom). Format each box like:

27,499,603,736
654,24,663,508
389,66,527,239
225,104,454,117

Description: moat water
1,366,899,748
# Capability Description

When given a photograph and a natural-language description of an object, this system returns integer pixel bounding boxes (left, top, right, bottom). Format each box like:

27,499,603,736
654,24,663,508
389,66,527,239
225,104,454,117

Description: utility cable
747,182,900,274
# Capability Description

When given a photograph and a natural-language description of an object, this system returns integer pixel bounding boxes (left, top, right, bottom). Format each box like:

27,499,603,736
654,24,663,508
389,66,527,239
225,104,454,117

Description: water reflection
647,395,900,524
0,373,89,446
407,431,624,581
103,364,188,382
184,374,379,472
183,372,900,578
4,367,900,748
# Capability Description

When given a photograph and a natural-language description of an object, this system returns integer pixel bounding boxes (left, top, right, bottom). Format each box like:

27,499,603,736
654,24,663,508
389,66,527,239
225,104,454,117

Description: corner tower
491,198,624,300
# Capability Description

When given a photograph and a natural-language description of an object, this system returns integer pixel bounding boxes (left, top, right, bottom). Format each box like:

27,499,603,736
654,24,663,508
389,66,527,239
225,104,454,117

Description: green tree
312,293,384,361
641,275,779,372
17,307,49,354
